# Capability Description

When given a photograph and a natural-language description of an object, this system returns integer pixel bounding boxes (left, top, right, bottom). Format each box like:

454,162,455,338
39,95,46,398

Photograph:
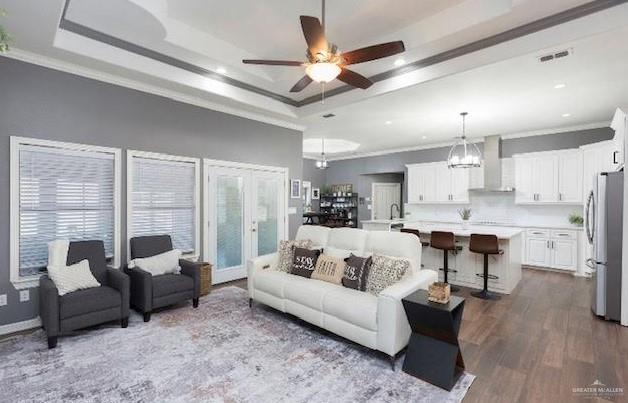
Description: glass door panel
216,175,244,270
252,172,285,257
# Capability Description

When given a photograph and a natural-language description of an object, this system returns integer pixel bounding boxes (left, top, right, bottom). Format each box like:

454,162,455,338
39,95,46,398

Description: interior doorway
371,182,402,220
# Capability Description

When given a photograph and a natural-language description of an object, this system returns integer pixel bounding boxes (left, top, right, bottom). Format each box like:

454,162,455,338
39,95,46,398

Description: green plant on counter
321,185,332,196
568,212,584,227
0,9,10,53
458,207,472,221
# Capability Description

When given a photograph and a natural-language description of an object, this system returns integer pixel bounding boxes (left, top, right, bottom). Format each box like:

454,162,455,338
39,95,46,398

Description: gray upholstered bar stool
430,231,461,292
469,233,503,300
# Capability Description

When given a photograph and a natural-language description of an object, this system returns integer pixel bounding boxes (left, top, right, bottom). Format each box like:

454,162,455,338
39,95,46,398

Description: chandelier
447,112,481,168
315,138,329,169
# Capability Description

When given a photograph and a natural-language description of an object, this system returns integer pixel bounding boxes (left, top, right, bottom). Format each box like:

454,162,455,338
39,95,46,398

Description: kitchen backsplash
404,192,582,228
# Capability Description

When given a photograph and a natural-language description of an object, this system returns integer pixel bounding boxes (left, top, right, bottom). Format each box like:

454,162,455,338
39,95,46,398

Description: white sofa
247,226,437,367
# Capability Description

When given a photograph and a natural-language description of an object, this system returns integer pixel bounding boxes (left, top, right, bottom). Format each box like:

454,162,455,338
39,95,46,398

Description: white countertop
361,219,409,225
400,219,583,231
402,223,522,239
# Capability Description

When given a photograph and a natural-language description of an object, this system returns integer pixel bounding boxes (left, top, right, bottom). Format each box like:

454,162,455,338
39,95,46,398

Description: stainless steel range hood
468,135,515,192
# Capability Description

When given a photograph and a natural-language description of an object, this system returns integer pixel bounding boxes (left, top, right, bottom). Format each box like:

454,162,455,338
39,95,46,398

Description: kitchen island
396,222,523,294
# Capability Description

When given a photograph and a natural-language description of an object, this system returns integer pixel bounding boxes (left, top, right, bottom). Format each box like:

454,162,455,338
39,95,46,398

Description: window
10,137,121,288
127,151,200,257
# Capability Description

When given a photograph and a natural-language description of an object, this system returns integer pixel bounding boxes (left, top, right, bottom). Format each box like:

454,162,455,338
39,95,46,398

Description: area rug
0,286,474,402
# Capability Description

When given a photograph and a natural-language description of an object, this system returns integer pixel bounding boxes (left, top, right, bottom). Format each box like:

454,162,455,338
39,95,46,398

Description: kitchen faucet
390,203,400,220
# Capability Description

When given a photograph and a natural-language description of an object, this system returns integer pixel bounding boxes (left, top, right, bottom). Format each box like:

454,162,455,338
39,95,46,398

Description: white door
407,166,422,203
526,237,551,266
206,165,286,284
551,239,577,270
434,163,451,202
515,157,535,203
558,152,582,203
422,165,437,202
372,183,401,220
535,156,558,202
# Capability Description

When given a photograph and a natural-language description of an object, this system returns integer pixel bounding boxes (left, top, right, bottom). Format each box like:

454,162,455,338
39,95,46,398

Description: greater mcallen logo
573,380,624,398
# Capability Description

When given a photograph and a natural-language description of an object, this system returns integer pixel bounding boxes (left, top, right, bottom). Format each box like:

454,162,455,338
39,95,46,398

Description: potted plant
458,207,472,230
568,212,584,227
0,9,10,53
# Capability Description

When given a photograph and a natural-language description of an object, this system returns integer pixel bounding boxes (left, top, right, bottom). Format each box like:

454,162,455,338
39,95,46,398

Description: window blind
19,146,115,277
131,156,196,254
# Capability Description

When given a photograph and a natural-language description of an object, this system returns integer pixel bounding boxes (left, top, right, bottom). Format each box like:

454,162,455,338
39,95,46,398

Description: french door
205,163,287,284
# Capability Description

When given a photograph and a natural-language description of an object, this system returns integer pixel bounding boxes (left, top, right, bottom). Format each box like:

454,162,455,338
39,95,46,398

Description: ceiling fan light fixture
305,62,341,83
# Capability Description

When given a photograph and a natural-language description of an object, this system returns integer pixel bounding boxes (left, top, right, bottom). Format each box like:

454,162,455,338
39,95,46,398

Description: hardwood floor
226,269,627,402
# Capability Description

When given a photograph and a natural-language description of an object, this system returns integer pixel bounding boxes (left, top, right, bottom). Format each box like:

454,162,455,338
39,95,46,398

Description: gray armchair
39,240,130,349
124,235,201,322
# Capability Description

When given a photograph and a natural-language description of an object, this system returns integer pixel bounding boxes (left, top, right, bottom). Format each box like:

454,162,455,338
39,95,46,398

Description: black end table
401,290,465,391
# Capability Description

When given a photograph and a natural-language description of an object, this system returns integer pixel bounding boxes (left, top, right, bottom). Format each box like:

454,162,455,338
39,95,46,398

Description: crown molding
322,122,611,161
2,49,306,132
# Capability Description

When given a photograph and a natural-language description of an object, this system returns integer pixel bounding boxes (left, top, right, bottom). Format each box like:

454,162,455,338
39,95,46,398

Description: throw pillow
342,254,372,291
128,249,182,276
277,239,312,272
47,259,101,296
365,254,409,295
291,247,321,278
311,254,346,284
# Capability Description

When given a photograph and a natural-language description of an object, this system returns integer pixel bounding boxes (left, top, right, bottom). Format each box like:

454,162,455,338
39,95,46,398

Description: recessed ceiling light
554,83,566,89
422,136,427,140
385,120,392,125
394,58,406,67
217,67,227,74
562,113,571,117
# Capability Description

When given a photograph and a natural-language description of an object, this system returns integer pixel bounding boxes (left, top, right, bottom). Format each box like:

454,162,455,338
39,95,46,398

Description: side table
401,290,465,391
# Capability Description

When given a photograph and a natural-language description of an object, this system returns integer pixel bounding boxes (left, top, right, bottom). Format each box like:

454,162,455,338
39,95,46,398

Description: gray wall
325,127,613,225
0,58,303,326
302,158,327,211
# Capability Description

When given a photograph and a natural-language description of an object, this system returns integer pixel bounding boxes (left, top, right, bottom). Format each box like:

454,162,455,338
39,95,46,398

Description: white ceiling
1,0,628,158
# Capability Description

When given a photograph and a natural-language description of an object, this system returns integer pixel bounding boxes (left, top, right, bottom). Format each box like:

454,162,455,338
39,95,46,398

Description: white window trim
10,136,122,289
127,150,201,261
202,158,290,264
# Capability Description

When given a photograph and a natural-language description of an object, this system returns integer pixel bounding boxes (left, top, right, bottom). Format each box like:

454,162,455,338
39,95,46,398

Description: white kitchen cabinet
558,152,582,203
610,107,627,167
523,228,578,271
526,237,551,266
406,162,469,204
514,149,581,204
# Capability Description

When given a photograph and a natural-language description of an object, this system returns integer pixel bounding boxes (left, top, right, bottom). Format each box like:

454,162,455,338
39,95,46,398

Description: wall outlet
0,294,6,306
19,290,29,302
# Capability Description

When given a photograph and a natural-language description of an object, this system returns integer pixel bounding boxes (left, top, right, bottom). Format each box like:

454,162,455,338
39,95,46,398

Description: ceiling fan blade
290,75,314,92
242,59,303,66
300,16,328,54
341,41,405,65
337,68,372,89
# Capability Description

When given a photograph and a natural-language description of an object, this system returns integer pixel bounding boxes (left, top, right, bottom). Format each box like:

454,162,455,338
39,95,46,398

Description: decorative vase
462,220,469,230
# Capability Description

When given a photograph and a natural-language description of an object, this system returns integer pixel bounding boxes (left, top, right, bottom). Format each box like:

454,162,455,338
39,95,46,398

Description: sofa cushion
152,274,193,298
366,254,409,296
59,286,121,319
323,287,378,331
254,270,289,298
342,254,372,291
365,231,421,274
295,225,330,249
326,228,368,258
284,275,339,311
277,239,312,273
311,254,346,284
291,247,321,278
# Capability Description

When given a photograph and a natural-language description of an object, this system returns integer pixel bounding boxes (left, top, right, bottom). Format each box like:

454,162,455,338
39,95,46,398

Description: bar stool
469,234,503,300
430,231,461,292
400,228,430,268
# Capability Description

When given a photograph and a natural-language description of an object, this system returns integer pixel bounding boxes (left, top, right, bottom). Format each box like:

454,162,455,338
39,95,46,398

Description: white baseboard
0,317,42,337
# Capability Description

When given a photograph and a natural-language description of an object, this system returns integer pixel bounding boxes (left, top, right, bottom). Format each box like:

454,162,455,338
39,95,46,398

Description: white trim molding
10,136,122,289
0,317,42,337
126,150,202,261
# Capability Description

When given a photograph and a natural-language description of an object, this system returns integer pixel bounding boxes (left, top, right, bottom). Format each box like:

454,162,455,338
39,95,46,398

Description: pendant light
315,138,329,170
447,112,481,168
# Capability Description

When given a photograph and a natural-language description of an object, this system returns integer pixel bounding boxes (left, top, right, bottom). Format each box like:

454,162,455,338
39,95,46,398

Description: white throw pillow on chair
47,259,101,296
128,249,182,276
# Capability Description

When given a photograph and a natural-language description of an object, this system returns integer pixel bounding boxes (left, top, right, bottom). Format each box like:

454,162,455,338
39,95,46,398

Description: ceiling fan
242,0,405,93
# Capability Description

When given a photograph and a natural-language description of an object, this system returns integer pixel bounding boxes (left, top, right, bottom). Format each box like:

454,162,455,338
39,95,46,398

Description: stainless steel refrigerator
585,171,623,321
